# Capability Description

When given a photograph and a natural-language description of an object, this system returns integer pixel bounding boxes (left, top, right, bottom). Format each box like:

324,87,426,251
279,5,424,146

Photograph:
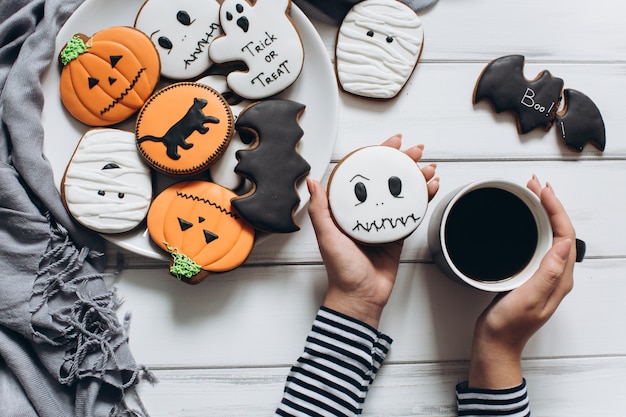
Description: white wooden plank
313,0,626,63
132,356,626,416
112,259,626,368
111,159,626,267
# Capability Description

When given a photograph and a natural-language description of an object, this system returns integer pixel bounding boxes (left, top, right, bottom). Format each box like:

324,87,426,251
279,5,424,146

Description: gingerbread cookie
62,128,153,234
134,0,222,80
209,0,305,100
147,180,255,284
336,0,424,99
327,145,428,244
231,99,310,233
473,55,564,134
555,89,606,152
136,82,234,176
59,27,160,126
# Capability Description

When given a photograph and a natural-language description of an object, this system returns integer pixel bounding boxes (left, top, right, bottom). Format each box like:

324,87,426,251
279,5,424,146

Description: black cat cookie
231,99,310,233
473,55,564,134
136,82,234,176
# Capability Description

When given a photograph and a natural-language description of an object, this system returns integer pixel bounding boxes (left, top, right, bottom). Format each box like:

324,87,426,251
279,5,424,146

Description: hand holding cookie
309,134,439,328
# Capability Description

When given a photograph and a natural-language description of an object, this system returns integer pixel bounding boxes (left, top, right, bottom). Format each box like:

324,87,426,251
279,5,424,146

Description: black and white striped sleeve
276,306,393,417
456,379,530,417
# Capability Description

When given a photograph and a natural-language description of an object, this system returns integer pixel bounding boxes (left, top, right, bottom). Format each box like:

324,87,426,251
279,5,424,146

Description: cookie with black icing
231,99,310,233
555,89,606,152
474,55,564,134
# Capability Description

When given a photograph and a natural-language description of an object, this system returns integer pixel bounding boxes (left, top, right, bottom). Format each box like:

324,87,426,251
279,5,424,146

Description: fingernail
532,174,538,181
554,239,572,261
429,163,438,169
417,143,425,150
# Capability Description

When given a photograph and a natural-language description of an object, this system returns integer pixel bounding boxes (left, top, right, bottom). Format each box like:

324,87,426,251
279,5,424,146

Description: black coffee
444,187,538,282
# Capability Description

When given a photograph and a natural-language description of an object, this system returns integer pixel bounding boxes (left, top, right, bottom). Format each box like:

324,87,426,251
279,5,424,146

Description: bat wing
555,89,606,152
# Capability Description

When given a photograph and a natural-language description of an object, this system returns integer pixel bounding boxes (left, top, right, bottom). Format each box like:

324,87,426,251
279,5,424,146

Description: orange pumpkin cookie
136,82,234,176
59,26,160,126
147,180,255,284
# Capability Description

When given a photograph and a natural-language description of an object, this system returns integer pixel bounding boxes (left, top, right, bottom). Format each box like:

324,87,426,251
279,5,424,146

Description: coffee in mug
428,179,553,292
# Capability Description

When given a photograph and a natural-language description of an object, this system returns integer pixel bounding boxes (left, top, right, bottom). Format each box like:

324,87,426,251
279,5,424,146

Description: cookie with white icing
62,128,153,234
336,0,424,99
135,0,222,80
209,0,305,100
327,145,428,244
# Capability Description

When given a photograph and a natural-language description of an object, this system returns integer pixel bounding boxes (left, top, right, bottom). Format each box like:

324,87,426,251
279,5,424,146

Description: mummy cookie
147,180,255,284
327,146,428,244
59,27,160,126
209,0,305,100
474,55,564,134
135,0,222,80
62,128,153,234
336,0,424,99
136,82,234,176
555,89,606,152
232,99,310,233
197,74,253,191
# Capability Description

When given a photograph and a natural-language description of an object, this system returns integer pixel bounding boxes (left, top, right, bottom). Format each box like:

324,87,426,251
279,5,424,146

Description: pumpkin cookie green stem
165,243,202,280
61,34,90,66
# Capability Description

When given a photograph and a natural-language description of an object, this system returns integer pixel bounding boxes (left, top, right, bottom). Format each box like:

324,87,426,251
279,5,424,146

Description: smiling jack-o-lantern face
59,26,160,126
327,145,429,244
147,180,255,283
135,0,222,80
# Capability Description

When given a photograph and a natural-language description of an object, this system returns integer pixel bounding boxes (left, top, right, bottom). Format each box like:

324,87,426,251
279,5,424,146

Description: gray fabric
293,0,439,24
0,1,150,416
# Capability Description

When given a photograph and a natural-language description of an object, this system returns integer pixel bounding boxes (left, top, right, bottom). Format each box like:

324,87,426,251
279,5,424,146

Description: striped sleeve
275,306,393,417
456,379,530,417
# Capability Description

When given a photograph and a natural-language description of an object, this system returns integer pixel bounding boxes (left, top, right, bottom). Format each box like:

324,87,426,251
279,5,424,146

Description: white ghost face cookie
209,0,304,100
327,145,428,244
62,128,153,234
135,0,222,80
336,0,424,99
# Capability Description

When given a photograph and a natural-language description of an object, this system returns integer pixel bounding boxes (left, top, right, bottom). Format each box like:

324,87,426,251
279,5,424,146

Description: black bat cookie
474,55,564,134
232,99,310,233
555,89,606,152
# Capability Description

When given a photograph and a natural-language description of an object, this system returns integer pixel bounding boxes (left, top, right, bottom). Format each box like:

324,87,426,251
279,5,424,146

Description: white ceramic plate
42,0,339,260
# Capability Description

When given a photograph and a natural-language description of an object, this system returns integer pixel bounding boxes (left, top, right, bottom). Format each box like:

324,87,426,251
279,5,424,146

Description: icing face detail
474,55,564,134
62,129,153,234
327,146,429,244
336,0,424,99
209,0,304,99
135,0,222,79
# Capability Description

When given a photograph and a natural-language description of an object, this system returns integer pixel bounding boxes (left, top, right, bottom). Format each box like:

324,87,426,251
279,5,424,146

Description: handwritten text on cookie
240,32,292,88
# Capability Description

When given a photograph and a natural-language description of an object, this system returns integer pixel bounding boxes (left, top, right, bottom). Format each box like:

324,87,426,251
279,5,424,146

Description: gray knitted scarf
0,1,150,415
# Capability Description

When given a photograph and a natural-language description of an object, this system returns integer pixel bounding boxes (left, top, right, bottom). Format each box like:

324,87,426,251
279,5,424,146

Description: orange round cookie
136,82,234,176
147,180,255,284
59,26,160,126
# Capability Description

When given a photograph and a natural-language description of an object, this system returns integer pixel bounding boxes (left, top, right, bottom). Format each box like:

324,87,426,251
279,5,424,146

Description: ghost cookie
474,55,564,134
209,0,305,100
62,128,153,234
327,145,428,244
232,99,310,233
59,27,160,126
134,0,222,80
147,180,255,284
336,0,424,99
136,82,234,176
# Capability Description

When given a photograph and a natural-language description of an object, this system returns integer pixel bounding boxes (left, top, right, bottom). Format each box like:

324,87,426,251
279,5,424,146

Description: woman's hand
307,134,439,328
468,176,577,388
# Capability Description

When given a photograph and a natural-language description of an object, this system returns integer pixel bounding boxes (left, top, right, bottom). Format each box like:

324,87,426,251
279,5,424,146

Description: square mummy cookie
336,0,424,99
209,0,305,100
327,145,428,244
134,0,222,80
62,128,153,234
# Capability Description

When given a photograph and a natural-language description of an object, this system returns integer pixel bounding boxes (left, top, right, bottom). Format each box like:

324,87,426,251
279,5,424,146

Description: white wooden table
107,0,626,415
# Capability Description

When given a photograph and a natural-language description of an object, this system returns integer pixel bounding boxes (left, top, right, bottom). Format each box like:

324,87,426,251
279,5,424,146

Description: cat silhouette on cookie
138,97,220,160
